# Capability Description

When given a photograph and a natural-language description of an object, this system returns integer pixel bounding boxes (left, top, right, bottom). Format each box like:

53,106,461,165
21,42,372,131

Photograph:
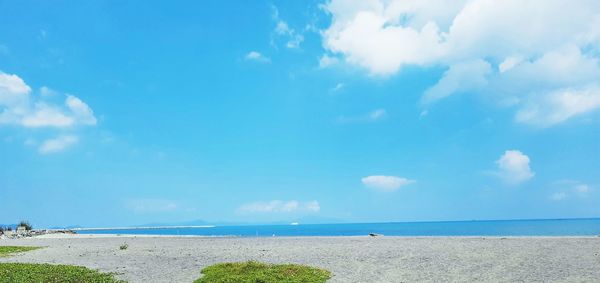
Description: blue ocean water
77,218,600,237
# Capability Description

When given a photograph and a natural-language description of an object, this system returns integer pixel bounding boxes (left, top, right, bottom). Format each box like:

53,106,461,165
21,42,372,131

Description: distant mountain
48,225,83,229
135,217,348,228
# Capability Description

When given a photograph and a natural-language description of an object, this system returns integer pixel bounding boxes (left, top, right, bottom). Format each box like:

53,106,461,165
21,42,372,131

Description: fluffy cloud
0,72,97,128
321,0,600,126
1,71,97,153
495,150,534,184
245,51,271,63
0,73,30,122
361,175,415,192
38,135,79,154
238,200,320,213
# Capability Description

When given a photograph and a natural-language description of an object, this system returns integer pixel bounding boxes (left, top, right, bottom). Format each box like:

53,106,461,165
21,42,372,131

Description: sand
1,235,600,282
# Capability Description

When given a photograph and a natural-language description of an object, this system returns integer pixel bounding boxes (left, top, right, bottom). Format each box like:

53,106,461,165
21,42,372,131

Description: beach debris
0,229,76,240
369,233,383,237
119,243,129,250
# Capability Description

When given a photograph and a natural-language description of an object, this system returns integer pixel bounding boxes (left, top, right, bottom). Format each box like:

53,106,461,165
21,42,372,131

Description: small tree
18,221,33,231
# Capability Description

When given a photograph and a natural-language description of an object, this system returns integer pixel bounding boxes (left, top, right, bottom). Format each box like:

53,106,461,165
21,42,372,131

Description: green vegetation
194,261,331,283
0,263,125,283
119,243,128,250
0,246,41,257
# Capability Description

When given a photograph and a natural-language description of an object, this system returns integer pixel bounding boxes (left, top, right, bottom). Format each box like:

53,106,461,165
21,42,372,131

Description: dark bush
18,221,33,231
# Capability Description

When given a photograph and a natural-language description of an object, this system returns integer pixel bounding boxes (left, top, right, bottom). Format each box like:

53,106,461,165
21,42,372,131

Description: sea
76,218,600,237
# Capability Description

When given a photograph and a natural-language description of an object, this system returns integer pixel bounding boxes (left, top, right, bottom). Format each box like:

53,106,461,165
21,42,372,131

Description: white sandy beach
2,235,600,282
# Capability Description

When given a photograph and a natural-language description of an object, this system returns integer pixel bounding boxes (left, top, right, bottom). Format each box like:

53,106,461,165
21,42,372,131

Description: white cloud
66,95,97,125
515,85,600,127
129,199,179,214
549,180,592,201
21,103,74,127
1,71,97,154
550,192,567,201
38,135,78,154
495,150,534,185
368,108,386,120
304,200,321,212
271,6,305,49
286,34,304,49
319,54,340,68
238,200,320,213
330,82,345,92
320,0,600,126
574,184,590,194
337,108,387,123
422,59,492,103
39,86,58,97
0,72,30,107
498,56,523,73
245,51,271,63
361,175,415,192
275,21,291,35
0,71,97,128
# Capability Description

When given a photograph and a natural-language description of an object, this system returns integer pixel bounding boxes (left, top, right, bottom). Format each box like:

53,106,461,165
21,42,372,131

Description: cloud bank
361,175,415,192
238,200,320,213
321,0,600,127
495,150,534,185
245,51,271,63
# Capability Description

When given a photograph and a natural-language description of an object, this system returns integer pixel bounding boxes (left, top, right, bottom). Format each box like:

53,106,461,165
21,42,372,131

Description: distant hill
48,225,83,229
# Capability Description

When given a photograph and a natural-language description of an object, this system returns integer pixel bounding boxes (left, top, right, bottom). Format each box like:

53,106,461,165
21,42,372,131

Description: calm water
77,218,600,237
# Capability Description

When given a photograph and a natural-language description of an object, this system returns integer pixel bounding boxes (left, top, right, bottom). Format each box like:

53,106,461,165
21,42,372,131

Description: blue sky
1,0,599,228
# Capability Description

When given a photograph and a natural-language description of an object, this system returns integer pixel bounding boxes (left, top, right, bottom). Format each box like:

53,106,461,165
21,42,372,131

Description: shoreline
25,233,600,239
68,225,216,231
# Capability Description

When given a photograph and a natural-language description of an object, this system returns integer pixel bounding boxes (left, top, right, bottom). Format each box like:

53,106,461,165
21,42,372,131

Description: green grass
0,246,41,257
194,261,331,283
0,263,125,283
